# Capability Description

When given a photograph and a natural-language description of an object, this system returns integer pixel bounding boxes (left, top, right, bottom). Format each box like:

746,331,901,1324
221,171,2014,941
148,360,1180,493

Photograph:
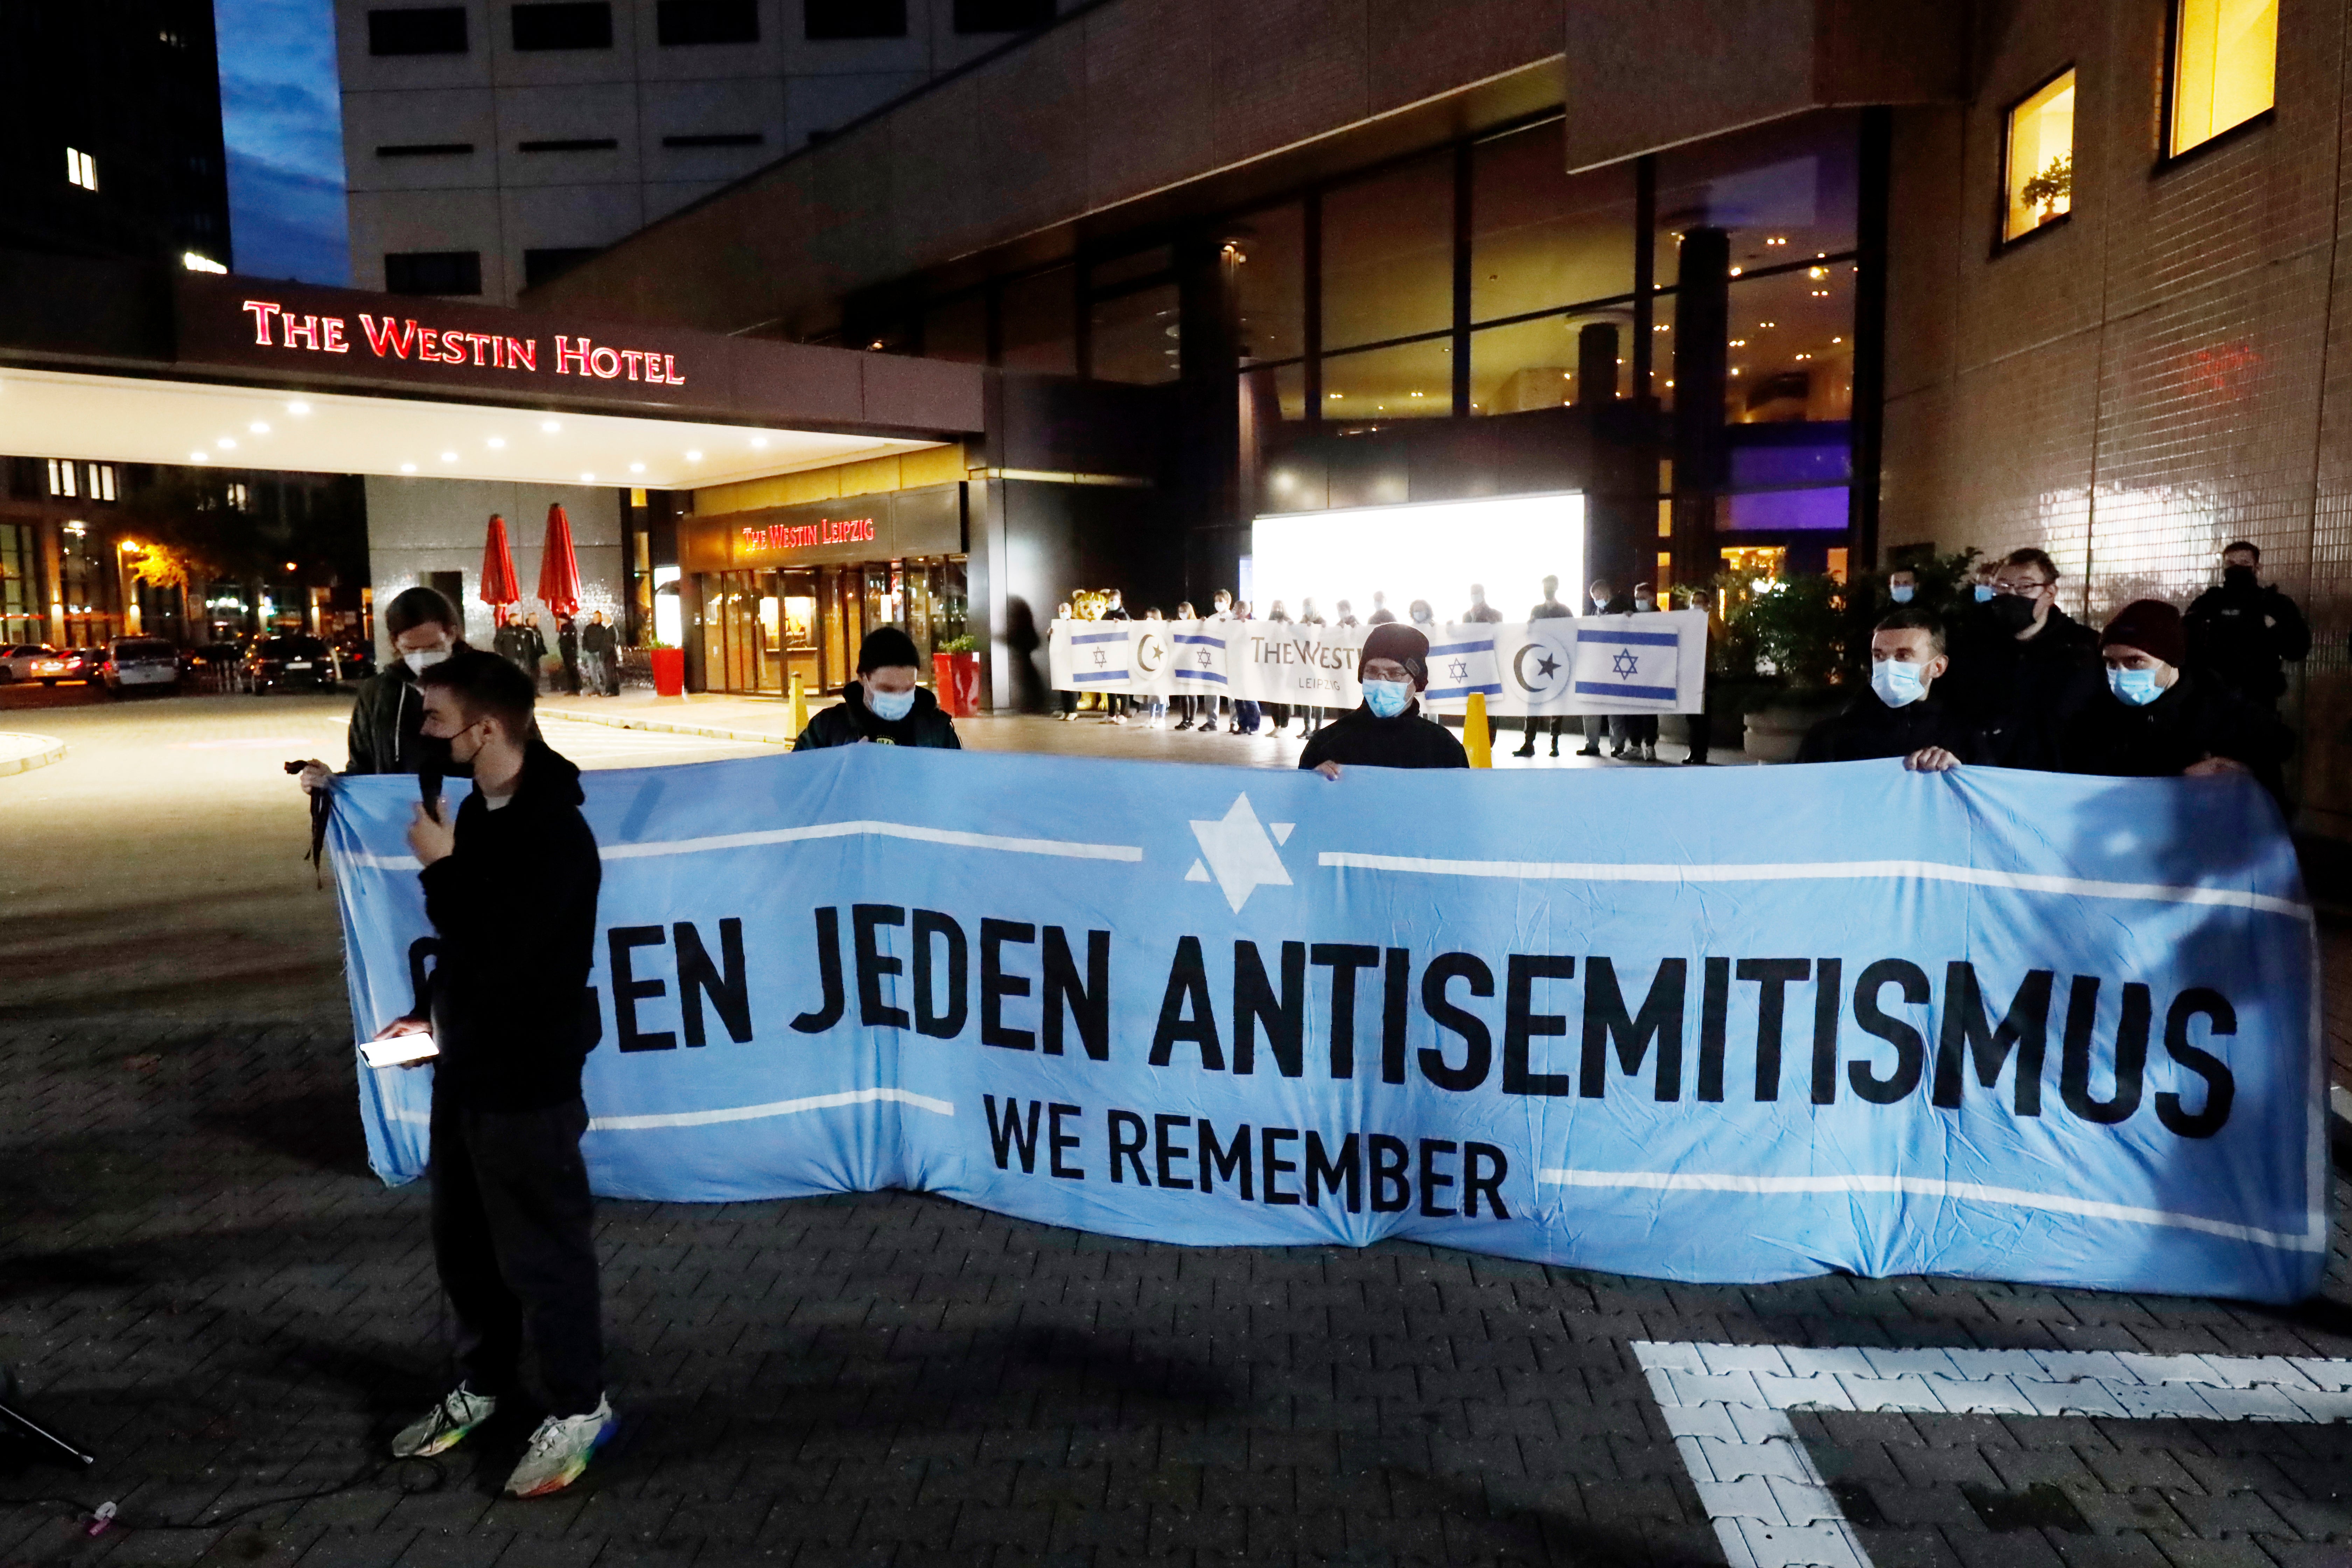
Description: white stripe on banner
591,1086,955,1130
346,820,1144,872
1537,1168,2323,1252
1316,851,2310,920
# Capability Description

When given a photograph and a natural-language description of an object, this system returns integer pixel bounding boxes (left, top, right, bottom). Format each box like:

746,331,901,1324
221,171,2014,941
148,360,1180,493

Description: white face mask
1633,596,1655,612
402,648,450,674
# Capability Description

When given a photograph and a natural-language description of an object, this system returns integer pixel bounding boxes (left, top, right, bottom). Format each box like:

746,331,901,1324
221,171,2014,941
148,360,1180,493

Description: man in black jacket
794,625,962,749
2056,599,2287,799
1576,579,1636,757
1798,609,1981,769
1937,547,2099,765
580,610,619,696
1300,622,1469,775
1512,575,1575,759
295,585,468,793
2185,541,2310,712
376,650,612,1497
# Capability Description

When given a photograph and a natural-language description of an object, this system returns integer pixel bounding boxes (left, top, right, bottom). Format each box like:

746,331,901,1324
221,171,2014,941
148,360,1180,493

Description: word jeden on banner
328,747,2323,1303
1048,613,1708,715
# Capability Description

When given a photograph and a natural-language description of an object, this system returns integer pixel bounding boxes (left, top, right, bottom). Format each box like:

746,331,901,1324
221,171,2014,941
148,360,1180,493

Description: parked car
182,641,250,692
100,636,182,695
244,635,337,692
0,644,67,683
332,637,377,682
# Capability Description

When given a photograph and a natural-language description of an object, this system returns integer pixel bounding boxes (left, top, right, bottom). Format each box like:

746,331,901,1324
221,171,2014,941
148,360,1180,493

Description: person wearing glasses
1938,547,2098,765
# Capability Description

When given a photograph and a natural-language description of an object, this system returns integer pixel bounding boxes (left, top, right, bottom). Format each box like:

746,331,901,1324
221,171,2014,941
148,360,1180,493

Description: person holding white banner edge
1299,622,1468,776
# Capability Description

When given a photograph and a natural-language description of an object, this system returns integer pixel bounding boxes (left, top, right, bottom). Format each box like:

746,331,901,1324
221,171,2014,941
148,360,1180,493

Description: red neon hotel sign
741,517,877,554
237,299,686,385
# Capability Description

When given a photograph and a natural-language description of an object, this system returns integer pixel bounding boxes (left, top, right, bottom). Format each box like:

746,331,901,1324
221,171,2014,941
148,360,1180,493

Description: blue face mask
1889,585,1915,604
1870,658,1927,708
2107,666,2163,707
1973,584,1996,603
1363,679,1413,719
867,685,917,722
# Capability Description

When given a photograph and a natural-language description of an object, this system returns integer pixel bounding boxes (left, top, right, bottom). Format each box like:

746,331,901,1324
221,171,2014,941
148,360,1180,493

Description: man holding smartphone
372,650,610,1497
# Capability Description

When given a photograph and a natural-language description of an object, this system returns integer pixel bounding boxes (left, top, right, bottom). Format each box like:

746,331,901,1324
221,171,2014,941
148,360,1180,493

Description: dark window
658,0,758,44
806,0,907,37
518,137,619,151
369,7,468,54
953,0,1051,32
511,2,612,50
525,247,600,288
376,142,475,157
662,132,764,148
384,250,483,295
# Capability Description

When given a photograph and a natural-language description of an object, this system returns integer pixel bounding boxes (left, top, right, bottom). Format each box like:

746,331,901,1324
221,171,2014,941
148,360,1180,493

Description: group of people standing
1799,541,2308,798
491,608,623,699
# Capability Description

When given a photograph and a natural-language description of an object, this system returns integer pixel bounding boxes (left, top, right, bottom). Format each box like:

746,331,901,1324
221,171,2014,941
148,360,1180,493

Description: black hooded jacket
2185,576,2310,702
419,739,603,1111
345,654,458,776
793,681,962,749
1297,701,1469,770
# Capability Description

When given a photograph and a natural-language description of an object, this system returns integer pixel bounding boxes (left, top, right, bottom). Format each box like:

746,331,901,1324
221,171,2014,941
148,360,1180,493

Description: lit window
226,483,251,511
92,465,117,502
64,147,97,190
2004,69,2076,241
47,458,76,498
181,251,227,274
2170,0,2276,156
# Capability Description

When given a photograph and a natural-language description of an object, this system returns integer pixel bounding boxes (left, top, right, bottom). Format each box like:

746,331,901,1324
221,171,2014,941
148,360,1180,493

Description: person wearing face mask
374,649,614,1499
2184,541,2310,713
1366,592,1397,626
793,626,962,750
1576,578,1635,757
1797,610,1981,769
1407,600,1436,628
1938,547,2098,766
1613,582,1664,761
1300,623,1469,776
2053,600,2285,798
1884,567,1921,609
296,585,471,794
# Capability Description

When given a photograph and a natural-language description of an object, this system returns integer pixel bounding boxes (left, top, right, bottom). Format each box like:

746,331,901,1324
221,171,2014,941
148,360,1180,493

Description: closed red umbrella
537,503,583,620
479,514,520,624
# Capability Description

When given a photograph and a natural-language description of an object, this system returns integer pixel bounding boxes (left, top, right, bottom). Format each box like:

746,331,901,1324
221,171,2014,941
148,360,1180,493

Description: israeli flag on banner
1574,622,1680,706
1423,631,1503,701
1172,628,1228,687
1069,628,1131,685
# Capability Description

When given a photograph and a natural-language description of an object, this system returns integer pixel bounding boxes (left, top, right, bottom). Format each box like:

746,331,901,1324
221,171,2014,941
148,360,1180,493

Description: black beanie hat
857,624,922,673
1359,622,1431,690
2099,600,2187,668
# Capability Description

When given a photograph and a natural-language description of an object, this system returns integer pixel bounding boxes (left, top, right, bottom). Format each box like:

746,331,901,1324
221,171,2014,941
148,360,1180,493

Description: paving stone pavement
2,1015,2350,1568
4,688,2351,1567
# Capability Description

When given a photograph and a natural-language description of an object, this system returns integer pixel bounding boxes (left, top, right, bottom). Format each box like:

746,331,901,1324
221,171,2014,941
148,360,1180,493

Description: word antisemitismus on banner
1047,614,1709,715
329,749,2324,1303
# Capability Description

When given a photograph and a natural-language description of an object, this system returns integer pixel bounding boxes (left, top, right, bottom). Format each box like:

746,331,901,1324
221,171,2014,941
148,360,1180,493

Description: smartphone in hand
361,1035,439,1069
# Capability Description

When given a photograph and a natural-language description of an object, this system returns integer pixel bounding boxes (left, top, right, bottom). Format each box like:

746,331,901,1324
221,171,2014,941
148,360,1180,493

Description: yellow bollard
788,672,808,739
1465,691,1493,768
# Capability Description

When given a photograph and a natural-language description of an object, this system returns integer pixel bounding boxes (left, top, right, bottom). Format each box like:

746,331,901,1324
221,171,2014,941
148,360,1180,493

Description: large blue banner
329,748,2326,1303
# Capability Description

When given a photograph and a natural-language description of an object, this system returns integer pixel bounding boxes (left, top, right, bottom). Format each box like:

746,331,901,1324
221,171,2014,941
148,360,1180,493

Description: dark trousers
429,1094,603,1417
1685,710,1713,761
1517,715,1566,751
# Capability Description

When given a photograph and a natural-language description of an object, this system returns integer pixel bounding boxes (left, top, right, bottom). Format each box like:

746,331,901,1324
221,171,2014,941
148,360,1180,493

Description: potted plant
933,634,981,716
1713,568,1855,762
646,638,686,698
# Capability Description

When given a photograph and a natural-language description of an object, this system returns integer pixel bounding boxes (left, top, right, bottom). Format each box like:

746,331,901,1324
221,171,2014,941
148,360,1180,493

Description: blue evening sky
215,0,350,284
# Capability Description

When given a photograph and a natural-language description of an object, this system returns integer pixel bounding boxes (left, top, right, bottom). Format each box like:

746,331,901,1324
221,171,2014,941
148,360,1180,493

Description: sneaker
391,1385,498,1459
503,1397,615,1498
1511,745,1536,758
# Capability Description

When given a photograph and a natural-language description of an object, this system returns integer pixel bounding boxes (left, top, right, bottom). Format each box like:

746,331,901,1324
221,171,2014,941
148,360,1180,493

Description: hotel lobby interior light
629,462,645,474
249,421,270,434
487,436,506,448
684,449,702,462
287,401,310,415
400,463,417,472
541,419,561,433
216,437,235,449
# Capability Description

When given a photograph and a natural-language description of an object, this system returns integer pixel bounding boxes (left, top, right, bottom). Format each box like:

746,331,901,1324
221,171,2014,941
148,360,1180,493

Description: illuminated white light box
1248,492,1585,624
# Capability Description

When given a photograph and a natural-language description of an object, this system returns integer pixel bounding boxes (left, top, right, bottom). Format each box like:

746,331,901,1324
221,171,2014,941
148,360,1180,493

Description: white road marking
1634,1340,2352,1568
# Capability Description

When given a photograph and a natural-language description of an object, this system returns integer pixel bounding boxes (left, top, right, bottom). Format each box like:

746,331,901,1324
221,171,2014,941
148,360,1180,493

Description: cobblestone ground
3,688,2350,1568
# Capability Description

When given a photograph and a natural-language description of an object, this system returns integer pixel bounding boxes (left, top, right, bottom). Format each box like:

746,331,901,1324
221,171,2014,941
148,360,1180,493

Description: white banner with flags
1048,614,1707,715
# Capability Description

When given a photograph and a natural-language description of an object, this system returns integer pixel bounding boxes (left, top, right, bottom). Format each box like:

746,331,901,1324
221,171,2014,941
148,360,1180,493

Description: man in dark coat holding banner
1300,622,1469,776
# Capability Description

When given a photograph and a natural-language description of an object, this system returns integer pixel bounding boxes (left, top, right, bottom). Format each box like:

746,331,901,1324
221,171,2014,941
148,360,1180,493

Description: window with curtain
2170,0,2276,155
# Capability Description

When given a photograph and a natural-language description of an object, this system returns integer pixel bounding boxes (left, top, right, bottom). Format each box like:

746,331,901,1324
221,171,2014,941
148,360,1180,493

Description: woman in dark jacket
794,626,962,750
